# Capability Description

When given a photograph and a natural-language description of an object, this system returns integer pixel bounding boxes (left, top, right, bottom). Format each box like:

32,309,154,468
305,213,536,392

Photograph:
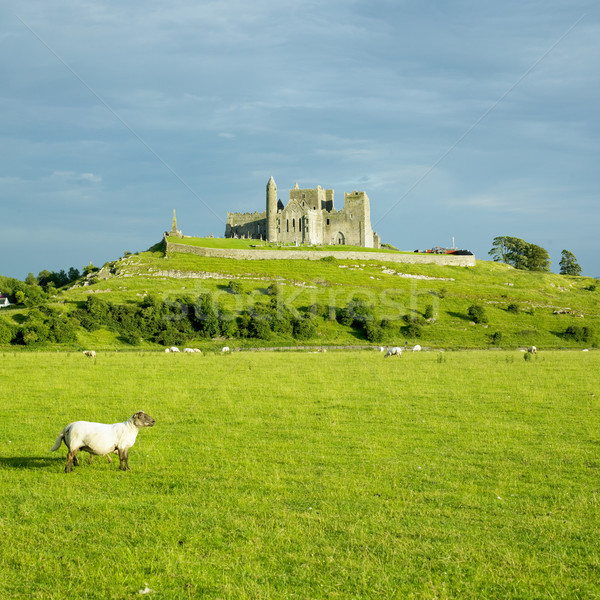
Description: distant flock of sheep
82,345,545,359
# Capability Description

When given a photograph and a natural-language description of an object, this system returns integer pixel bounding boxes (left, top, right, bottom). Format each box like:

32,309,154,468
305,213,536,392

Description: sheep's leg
65,450,78,473
118,448,130,471
73,454,80,467
88,454,94,465
106,454,112,463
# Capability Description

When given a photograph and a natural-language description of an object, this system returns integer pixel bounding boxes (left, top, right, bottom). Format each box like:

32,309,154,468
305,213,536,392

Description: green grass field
1,350,599,599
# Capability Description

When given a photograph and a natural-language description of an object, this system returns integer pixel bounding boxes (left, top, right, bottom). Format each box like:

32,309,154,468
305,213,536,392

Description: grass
0,350,599,598
167,236,407,253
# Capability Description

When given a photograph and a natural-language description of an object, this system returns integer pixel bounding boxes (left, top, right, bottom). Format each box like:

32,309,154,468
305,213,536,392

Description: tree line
489,237,582,275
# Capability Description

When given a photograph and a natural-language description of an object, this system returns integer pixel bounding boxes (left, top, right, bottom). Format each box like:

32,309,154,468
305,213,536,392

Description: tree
68,267,81,282
25,273,38,287
526,244,551,272
559,250,582,276
489,236,550,271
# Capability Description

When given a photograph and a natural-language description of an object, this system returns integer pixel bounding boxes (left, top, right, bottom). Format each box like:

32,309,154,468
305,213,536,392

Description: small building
0,295,10,308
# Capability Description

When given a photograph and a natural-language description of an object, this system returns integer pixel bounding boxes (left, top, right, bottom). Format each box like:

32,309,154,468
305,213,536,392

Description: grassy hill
0,239,598,350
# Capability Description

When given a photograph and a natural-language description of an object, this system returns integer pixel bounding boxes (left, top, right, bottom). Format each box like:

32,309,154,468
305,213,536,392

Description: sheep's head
133,411,156,428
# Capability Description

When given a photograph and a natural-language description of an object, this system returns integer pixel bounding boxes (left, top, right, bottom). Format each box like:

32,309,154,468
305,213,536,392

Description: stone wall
165,240,476,267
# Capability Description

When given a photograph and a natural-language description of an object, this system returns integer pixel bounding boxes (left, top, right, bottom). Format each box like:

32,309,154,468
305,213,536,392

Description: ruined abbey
225,177,381,248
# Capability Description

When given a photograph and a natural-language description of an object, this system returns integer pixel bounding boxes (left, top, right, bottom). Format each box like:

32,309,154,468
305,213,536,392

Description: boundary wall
165,240,476,267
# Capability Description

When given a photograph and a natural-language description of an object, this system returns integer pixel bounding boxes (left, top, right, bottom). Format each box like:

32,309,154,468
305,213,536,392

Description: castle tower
266,176,277,242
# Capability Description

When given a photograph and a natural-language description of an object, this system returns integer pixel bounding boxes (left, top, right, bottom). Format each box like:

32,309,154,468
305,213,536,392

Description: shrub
402,313,425,326
0,319,16,344
249,316,272,340
307,303,329,318
507,303,519,314
265,283,281,296
489,331,502,345
336,308,354,327
564,325,594,343
468,304,488,324
293,316,317,340
227,280,243,295
219,313,239,338
423,304,434,320
346,297,374,328
364,321,384,343
403,320,422,338
194,294,220,338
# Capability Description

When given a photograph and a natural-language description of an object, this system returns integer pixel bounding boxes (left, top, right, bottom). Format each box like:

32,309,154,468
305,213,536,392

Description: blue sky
1,0,598,279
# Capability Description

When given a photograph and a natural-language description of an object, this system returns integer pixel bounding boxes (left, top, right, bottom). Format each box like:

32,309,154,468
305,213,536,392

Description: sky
1,0,598,279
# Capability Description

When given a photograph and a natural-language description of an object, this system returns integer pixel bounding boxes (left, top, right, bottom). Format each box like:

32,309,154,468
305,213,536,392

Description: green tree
68,267,81,282
489,236,550,271
25,273,38,286
194,294,220,338
526,244,551,272
559,250,582,276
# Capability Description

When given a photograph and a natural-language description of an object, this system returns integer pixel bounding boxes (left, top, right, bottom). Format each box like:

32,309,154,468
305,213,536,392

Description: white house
0,295,10,308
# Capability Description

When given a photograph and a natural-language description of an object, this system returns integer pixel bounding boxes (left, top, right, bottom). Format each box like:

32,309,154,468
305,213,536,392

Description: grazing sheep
384,347,403,358
193,348,202,353
378,346,385,352
164,348,170,353
528,346,537,354
50,411,155,473
222,346,230,353
169,346,180,353
183,348,195,353
412,344,422,352
82,350,96,359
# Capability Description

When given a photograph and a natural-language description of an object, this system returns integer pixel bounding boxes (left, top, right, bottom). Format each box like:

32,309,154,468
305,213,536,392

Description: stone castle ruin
225,177,381,248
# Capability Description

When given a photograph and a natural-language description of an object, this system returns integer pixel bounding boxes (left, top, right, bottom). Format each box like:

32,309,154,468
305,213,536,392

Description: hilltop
0,238,598,350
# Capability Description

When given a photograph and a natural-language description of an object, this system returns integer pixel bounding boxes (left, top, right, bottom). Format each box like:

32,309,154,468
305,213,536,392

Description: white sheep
164,348,170,353
412,344,422,352
82,350,96,359
50,411,155,473
193,349,202,353
527,346,537,354
222,346,230,353
169,346,180,353
384,347,403,358
183,348,195,353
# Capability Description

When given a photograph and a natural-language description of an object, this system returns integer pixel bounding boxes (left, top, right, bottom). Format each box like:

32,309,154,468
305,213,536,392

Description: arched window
292,218,295,230
299,219,302,232
286,219,289,232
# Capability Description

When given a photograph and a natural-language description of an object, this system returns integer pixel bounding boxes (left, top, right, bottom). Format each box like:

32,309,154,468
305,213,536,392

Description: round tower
266,176,277,242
